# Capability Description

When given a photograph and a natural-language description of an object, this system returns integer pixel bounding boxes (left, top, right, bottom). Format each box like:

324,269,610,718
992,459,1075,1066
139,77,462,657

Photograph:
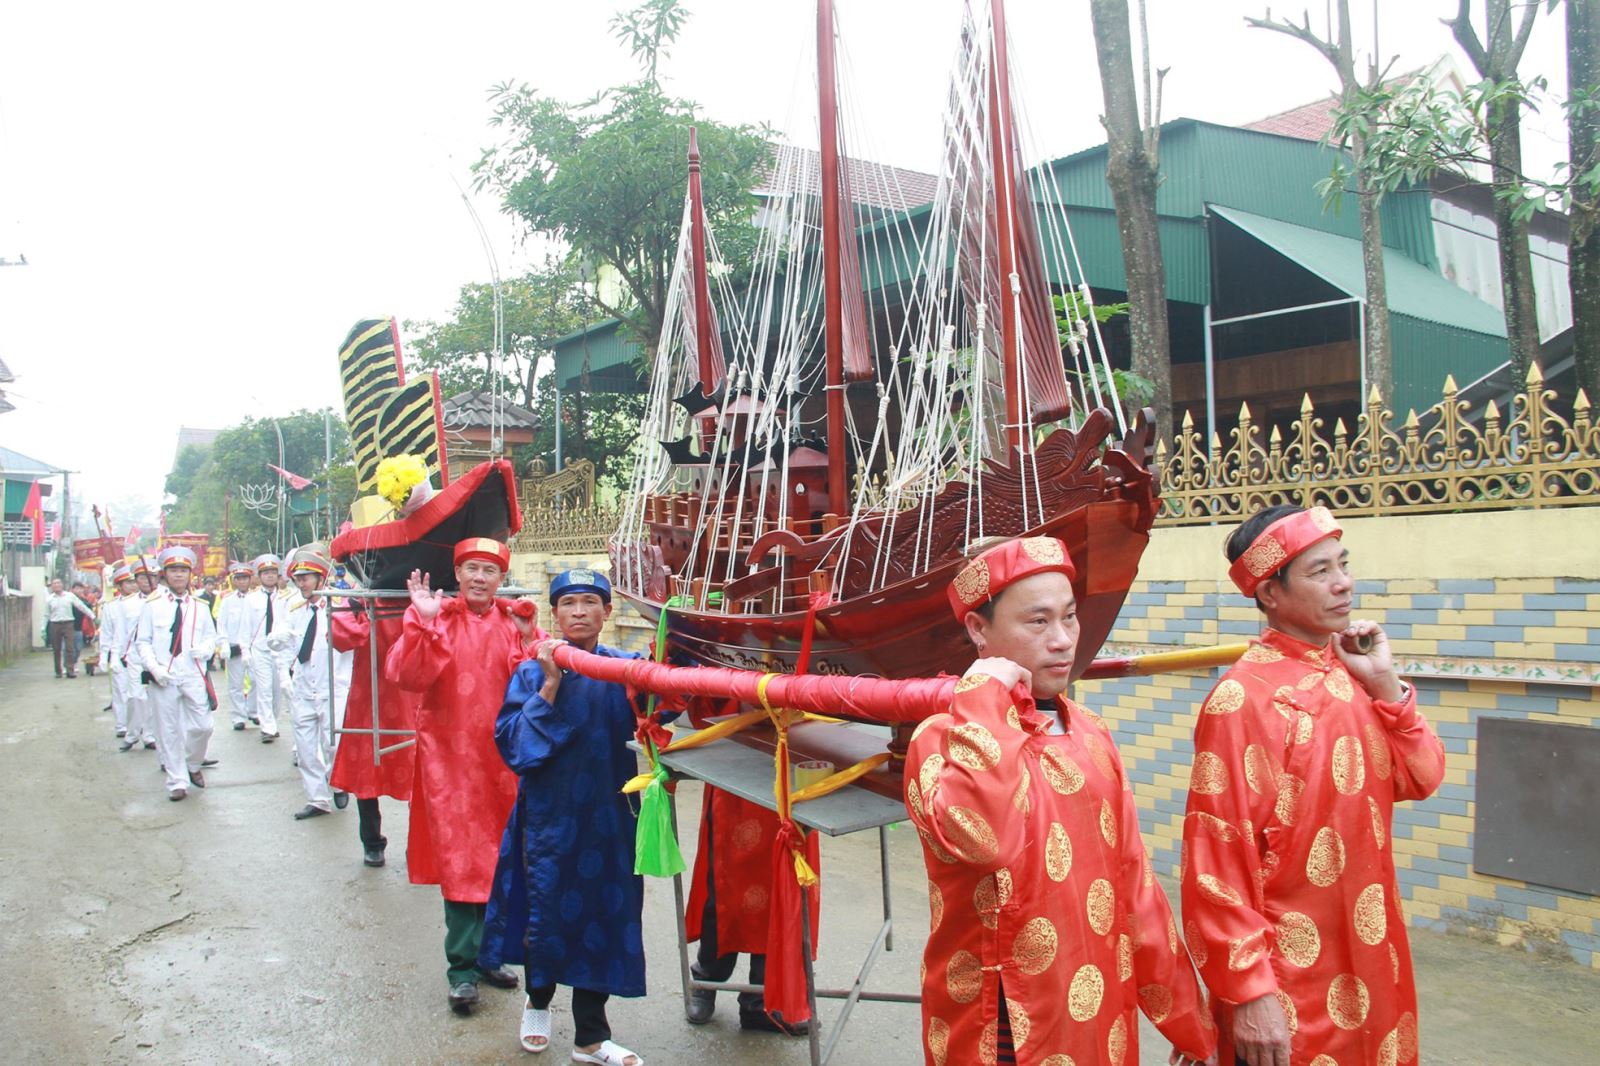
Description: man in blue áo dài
479,569,659,1066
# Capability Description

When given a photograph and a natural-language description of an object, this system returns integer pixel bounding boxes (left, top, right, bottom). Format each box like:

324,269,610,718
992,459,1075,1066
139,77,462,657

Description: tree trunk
1571,0,1600,399
1353,141,1394,413
1088,0,1173,440
1487,101,1544,382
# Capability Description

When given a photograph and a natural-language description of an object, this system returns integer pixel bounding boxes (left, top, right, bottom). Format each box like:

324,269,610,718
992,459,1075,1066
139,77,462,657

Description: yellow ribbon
755,673,818,888
789,752,893,804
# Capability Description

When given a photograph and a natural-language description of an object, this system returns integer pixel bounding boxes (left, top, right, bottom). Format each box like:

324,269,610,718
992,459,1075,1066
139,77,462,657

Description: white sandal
520,1005,552,1053
570,1040,643,1066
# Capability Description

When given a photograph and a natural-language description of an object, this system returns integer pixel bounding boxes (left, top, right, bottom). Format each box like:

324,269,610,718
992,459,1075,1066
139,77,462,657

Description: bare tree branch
1246,8,1341,66
1447,0,1491,74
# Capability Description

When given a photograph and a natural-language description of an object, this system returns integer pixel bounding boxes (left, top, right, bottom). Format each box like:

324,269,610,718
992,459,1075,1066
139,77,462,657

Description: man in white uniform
216,561,256,730
97,564,140,740
283,552,353,819
116,557,161,752
244,553,294,743
135,546,218,802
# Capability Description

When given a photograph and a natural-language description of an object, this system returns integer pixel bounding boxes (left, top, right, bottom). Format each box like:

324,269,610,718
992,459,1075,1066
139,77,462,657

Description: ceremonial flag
20,480,43,546
267,463,315,491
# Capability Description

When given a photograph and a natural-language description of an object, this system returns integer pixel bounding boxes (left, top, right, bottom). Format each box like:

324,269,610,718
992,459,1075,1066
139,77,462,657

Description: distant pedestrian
45,578,94,678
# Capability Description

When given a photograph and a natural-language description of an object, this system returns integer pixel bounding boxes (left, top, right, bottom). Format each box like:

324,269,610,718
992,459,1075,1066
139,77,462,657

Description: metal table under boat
636,730,920,1066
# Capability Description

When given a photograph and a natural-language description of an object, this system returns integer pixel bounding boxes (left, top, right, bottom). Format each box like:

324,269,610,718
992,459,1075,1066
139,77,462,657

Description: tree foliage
404,259,588,409
162,410,353,560
472,0,769,356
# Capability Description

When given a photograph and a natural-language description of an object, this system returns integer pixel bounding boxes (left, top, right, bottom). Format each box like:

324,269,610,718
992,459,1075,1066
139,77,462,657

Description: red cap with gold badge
453,537,511,570
947,536,1078,621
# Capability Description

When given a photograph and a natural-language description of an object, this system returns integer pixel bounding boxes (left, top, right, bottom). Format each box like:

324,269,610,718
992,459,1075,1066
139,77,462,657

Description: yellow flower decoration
375,454,429,510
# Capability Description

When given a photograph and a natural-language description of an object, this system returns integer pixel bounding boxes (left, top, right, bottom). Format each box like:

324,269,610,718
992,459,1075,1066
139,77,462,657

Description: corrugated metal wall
1391,313,1510,415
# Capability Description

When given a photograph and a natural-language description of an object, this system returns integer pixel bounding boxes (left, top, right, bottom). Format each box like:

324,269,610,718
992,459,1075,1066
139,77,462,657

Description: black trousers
356,798,385,849
528,981,610,1047
692,797,767,1015
49,620,78,675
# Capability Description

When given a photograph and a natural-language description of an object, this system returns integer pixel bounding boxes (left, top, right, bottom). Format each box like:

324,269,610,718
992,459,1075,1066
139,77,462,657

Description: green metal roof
1209,205,1505,335
552,318,646,394
1209,204,1510,414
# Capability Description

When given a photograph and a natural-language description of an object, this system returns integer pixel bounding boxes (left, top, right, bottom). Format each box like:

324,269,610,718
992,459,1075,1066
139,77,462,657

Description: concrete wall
1078,508,1600,969
506,550,656,656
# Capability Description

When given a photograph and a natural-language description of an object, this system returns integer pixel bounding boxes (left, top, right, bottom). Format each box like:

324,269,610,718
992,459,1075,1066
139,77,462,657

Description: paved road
1,650,1594,1064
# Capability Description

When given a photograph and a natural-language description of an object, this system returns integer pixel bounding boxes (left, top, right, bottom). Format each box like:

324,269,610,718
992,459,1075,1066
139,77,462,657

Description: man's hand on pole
535,638,564,704
407,569,444,622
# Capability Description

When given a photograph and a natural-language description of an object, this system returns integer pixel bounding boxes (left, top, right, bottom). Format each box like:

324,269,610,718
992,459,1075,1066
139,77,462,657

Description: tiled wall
1078,528,1600,970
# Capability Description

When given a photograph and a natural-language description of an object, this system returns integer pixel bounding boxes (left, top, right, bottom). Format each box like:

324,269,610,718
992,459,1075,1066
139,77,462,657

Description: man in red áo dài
386,537,544,1015
1182,506,1445,1066
907,536,1216,1066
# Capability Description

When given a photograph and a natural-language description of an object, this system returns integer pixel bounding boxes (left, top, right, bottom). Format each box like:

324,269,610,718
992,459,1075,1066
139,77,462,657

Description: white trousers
149,674,213,794
121,669,154,744
226,655,251,725
249,645,289,736
110,664,132,733
290,694,333,810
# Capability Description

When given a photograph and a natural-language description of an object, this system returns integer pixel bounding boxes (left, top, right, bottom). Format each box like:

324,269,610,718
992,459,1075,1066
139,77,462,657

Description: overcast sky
0,0,1569,525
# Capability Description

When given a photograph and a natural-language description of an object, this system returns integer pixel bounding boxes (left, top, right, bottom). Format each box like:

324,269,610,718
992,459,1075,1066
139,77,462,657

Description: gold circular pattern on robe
942,805,999,864
1045,822,1073,882
1168,914,1179,954
1276,911,1323,968
1013,916,1059,975
1327,972,1371,1030
1040,747,1086,795
1297,671,1326,692
1067,964,1105,1021
918,753,945,805
1012,765,1031,814
1243,743,1274,794
927,880,944,933
1332,735,1366,795
1354,882,1387,945
953,670,992,694
973,869,1011,930
917,825,959,865
1309,1058,1338,1066
1138,983,1173,1023
1099,798,1118,847
1205,678,1247,714
742,884,770,913
1274,989,1299,1035
953,558,991,607
1084,733,1117,780
1241,537,1288,578
1274,772,1306,826
1228,930,1267,972
1190,751,1230,795
1295,710,1315,745
1368,795,1387,847
1040,1057,1077,1066
1197,873,1244,906
732,818,764,853
978,1021,998,1066
1086,879,1115,935
1183,920,1206,967
1396,1010,1419,1061
1307,826,1347,887
906,778,924,820
1005,996,1032,1049
948,722,1002,771
911,711,951,744
1107,1015,1129,1066
1006,704,1024,731
926,1017,950,1066
1271,684,1300,718
1119,933,1135,979
1242,642,1285,664
946,949,983,1004
1324,667,1354,702
1389,941,1401,982
1364,722,1393,779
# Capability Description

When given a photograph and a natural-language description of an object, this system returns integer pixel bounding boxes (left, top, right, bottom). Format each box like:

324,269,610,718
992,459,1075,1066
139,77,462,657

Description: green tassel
633,766,686,877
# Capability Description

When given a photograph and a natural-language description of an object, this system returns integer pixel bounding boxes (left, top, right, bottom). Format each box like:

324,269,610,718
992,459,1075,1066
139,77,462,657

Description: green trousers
442,899,487,986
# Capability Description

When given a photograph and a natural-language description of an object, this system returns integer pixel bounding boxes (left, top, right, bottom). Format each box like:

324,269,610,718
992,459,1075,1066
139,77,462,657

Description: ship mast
687,127,721,395
817,0,848,517
987,0,1024,455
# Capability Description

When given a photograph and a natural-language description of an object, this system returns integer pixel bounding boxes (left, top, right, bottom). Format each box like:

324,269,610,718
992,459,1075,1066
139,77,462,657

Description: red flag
267,463,314,491
125,524,141,547
20,480,43,547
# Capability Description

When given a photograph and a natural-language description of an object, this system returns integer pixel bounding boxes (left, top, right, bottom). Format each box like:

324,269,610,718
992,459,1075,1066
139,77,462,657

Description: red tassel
761,822,822,1025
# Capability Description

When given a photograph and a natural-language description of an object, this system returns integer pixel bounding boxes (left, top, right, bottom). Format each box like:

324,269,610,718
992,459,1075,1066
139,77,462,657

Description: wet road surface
1,650,1594,1064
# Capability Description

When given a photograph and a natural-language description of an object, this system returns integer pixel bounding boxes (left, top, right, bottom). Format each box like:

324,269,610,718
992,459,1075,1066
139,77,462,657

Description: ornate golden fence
509,369,1599,550
1156,368,1598,525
